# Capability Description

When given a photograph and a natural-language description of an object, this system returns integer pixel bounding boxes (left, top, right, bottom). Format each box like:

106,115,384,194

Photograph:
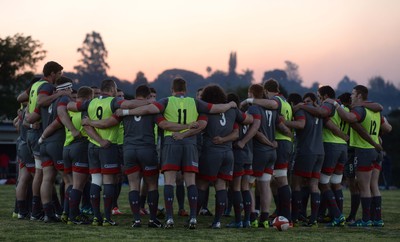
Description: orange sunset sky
1,0,400,88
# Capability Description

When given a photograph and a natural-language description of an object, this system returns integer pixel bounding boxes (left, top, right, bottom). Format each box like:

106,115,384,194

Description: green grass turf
1,185,400,241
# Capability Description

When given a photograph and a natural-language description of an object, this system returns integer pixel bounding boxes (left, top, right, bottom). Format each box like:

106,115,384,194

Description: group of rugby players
12,61,391,229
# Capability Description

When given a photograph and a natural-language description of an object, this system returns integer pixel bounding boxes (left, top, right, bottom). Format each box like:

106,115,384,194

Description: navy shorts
63,141,89,174
198,149,234,181
88,143,120,174
123,146,159,176
321,143,347,175
40,140,64,170
161,144,199,173
293,153,324,179
252,149,276,177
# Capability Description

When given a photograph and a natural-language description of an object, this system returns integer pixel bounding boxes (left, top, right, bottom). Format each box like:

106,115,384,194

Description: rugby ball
272,216,290,231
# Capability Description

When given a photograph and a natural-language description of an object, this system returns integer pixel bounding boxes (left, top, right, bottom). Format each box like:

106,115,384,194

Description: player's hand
172,132,184,140
271,141,278,148
81,117,90,126
234,140,245,149
99,139,111,148
31,122,40,129
373,142,383,152
229,101,237,109
239,100,248,109
212,136,223,144
56,89,72,97
71,129,81,139
115,109,125,117
188,121,199,129
292,103,303,113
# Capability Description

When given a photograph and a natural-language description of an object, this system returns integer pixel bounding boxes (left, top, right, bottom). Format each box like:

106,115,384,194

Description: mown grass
0,185,400,241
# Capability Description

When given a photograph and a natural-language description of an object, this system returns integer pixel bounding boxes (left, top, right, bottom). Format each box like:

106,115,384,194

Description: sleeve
111,97,124,112
351,106,365,122
154,98,168,113
77,100,90,112
294,110,306,121
321,102,335,117
235,108,246,123
57,95,70,107
38,83,54,96
248,105,261,120
196,99,213,113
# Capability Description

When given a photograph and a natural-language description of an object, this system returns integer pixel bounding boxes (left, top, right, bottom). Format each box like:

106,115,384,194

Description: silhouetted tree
0,34,46,119
132,71,149,93
228,52,237,75
74,31,109,84
337,75,357,93
284,60,302,84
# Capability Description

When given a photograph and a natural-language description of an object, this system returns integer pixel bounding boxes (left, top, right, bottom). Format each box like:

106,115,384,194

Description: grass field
1,185,400,241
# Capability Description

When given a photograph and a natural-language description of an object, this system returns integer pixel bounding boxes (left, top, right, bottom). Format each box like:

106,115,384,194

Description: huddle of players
13,60,391,229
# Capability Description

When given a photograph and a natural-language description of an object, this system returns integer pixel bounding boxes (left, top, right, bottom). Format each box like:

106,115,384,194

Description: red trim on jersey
76,102,82,110
311,172,321,179
198,115,208,121
206,103,213,111
244,169,253,176
38,91,50,95
274,162,289,170
218,173,233,181
101,167,121,174
112,114,121,122
182,165,198,173
124,166,141,175
72,166,89,174
233,123,239,129
63,167,72,174
252,171,264,177
294,170,312,178
89,168,102,174
356,165,373,172
253,114,261,120
373,163,382,171
351,110,362,122
34,108,40,114
334,163,344,172
161,164,181,172
56,116,61,123
142,169,159,177
295,116,305,120
322,105,331,113
264,168,274,175
242,113,247,120
153,102,164,112
321,167,335,174
197,174,217,181
233,170,245,178
57,102,67,107
156,116,166,124
27,167,36,174
42,160,54,168
55,163,64,171
117,99,124,105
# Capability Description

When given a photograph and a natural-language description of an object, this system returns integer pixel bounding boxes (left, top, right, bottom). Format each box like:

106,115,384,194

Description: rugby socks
309,193,320,223
372,196,382,221
64,185,73,216
322,190,341,218
187,185,198,219
361,197,371,222
128,190,140,221
69,189,82,220
90,184,102,219
17,200,28,216
103,184,115,220
333,189,344,213
232,191,243,223
214,190,227,224
113,182,122,208
31,196,42,217
81,181,92,210
291,191,302,221
278,185,292,221
164,185,174,219
260,212,269,223
197,189,207,214
242,190,252,223
14,199,18,214
147,190,159,221
348,194,360,219
226,188,233,214
43,202,55,217
202,186,210,209
52,188,63,215
139,194,147,209
176,183,185,210
59,181,65,208
301,186,310,218
273,192,279,215
255,193,260,212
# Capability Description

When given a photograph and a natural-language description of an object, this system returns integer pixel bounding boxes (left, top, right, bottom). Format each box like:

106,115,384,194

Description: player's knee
330,174,343,184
